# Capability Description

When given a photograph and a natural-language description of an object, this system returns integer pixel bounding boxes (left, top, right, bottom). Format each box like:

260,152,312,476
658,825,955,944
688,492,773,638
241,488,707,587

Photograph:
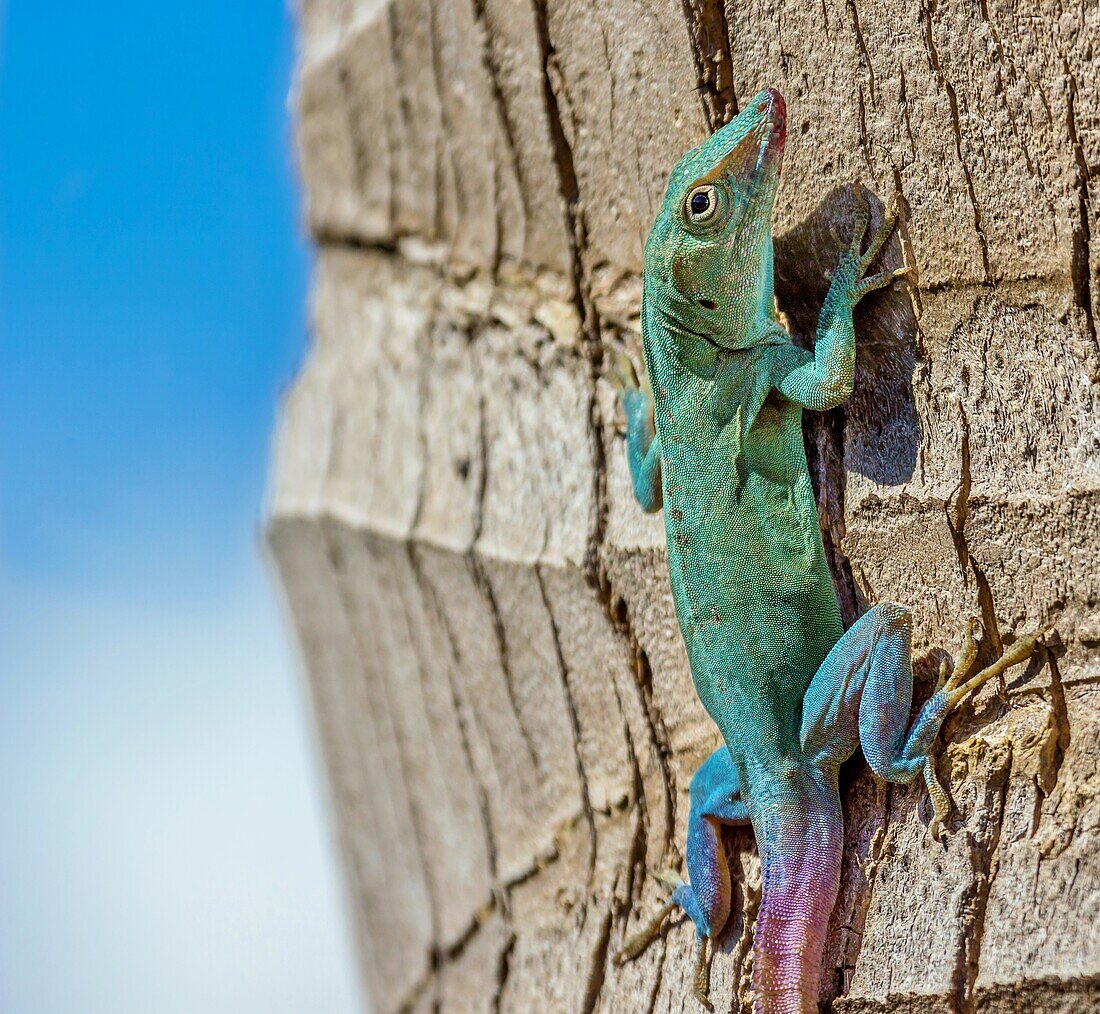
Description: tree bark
268,1,1100,1010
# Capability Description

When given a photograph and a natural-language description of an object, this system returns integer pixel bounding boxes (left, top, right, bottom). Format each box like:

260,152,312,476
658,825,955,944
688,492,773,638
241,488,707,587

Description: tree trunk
267,1,1100,1010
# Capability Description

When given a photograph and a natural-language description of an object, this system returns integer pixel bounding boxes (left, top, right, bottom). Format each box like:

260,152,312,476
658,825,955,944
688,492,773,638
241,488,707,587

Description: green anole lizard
612,88,1038,1014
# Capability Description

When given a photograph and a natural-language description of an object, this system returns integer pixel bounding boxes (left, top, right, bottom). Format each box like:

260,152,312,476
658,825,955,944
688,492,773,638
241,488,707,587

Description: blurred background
0,3,361,1011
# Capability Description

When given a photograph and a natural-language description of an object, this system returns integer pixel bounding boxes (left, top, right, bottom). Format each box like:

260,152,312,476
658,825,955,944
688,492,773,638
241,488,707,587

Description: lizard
610,87,1038,1014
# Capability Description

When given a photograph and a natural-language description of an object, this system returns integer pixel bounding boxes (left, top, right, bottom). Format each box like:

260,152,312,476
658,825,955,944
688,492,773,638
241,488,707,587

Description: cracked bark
273,2,1100,1011
918,0,993,284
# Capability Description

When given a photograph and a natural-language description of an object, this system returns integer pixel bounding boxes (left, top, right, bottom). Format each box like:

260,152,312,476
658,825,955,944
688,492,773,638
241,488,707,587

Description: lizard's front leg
610,351,662,513
800,604,1039,837
775,184,911,412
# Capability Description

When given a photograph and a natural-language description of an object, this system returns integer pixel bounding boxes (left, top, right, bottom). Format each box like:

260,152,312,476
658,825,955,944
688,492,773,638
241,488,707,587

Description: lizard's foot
616,749,744,1003
942,619,1040,710
837,183,912,303
924,619,1040,839
801,604,1041,843
615,868,722,1014
613,870,684,965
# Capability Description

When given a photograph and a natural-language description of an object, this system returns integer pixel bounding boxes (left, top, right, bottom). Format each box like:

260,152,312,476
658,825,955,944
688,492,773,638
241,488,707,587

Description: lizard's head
644,88,786,351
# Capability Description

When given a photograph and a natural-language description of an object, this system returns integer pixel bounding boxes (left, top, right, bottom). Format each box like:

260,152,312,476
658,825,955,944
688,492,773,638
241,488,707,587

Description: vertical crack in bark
534,565,599,889
530,0,589,340
1037,649,1071,807
855,84,874,171
422,0,463,247
471,0,533,250
946,403,1005,661
919,0,993,284
488,130,507,276
581,909,614,1014
528,9,683,1005
615,680,652,913
959,746,1014,1013
473,352,492,544
634,637,679,861
322,523,440,981
426,13,451,244
471,557,544,774
370,12,403,236
408,544,501,884
386,6,426,237
947,401,972,576
806,406,863,627
1064,61,1099,363
469,0,528,276
492,929,517,1013
846,0,876,104
679,0,739,131
898,70,918,162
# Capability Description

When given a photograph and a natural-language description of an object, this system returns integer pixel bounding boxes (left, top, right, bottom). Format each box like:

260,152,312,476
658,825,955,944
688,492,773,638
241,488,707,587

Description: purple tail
751,777,844,1014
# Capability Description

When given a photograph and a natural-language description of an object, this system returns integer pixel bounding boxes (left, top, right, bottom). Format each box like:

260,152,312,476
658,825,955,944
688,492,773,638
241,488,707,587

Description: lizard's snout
761,88,786,143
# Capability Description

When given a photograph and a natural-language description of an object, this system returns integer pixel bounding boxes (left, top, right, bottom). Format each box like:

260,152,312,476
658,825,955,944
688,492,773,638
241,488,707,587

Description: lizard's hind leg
800,604,1038,838
616,747,748,1009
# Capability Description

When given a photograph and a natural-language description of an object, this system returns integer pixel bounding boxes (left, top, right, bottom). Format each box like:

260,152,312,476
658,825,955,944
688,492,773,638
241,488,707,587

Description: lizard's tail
751,774,844,1014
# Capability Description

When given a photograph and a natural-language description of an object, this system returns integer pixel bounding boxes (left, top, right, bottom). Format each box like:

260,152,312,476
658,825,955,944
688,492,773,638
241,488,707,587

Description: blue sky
0,3,361,1011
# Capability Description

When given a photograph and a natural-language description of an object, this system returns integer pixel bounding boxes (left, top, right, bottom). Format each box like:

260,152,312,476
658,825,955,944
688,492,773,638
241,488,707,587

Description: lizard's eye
685,184,718,223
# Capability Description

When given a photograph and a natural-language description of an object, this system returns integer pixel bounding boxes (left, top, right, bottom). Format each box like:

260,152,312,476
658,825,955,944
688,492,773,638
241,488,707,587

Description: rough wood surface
268,2,1100,1010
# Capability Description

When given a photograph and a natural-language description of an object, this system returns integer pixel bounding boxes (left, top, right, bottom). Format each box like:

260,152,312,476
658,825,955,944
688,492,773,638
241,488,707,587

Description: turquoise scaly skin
614,89,1038,1013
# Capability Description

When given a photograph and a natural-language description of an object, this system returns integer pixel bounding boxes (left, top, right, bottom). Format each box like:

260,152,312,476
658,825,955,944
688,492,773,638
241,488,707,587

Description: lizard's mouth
756,87,786,176
695,88,787,195
762,88,787,146
714,89,786,189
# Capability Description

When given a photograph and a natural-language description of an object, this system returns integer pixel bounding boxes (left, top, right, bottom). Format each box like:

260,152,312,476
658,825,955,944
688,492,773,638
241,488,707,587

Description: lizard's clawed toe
693,985,715,1013
615,896,679,965
652,867,686,890
832,181,908,306
693,936,714,1012
945,631,1040,710
922,760,953,843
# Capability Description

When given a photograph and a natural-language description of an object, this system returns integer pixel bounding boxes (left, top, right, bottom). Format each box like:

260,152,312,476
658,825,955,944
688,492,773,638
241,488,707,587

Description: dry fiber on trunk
267,1,1100,1010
